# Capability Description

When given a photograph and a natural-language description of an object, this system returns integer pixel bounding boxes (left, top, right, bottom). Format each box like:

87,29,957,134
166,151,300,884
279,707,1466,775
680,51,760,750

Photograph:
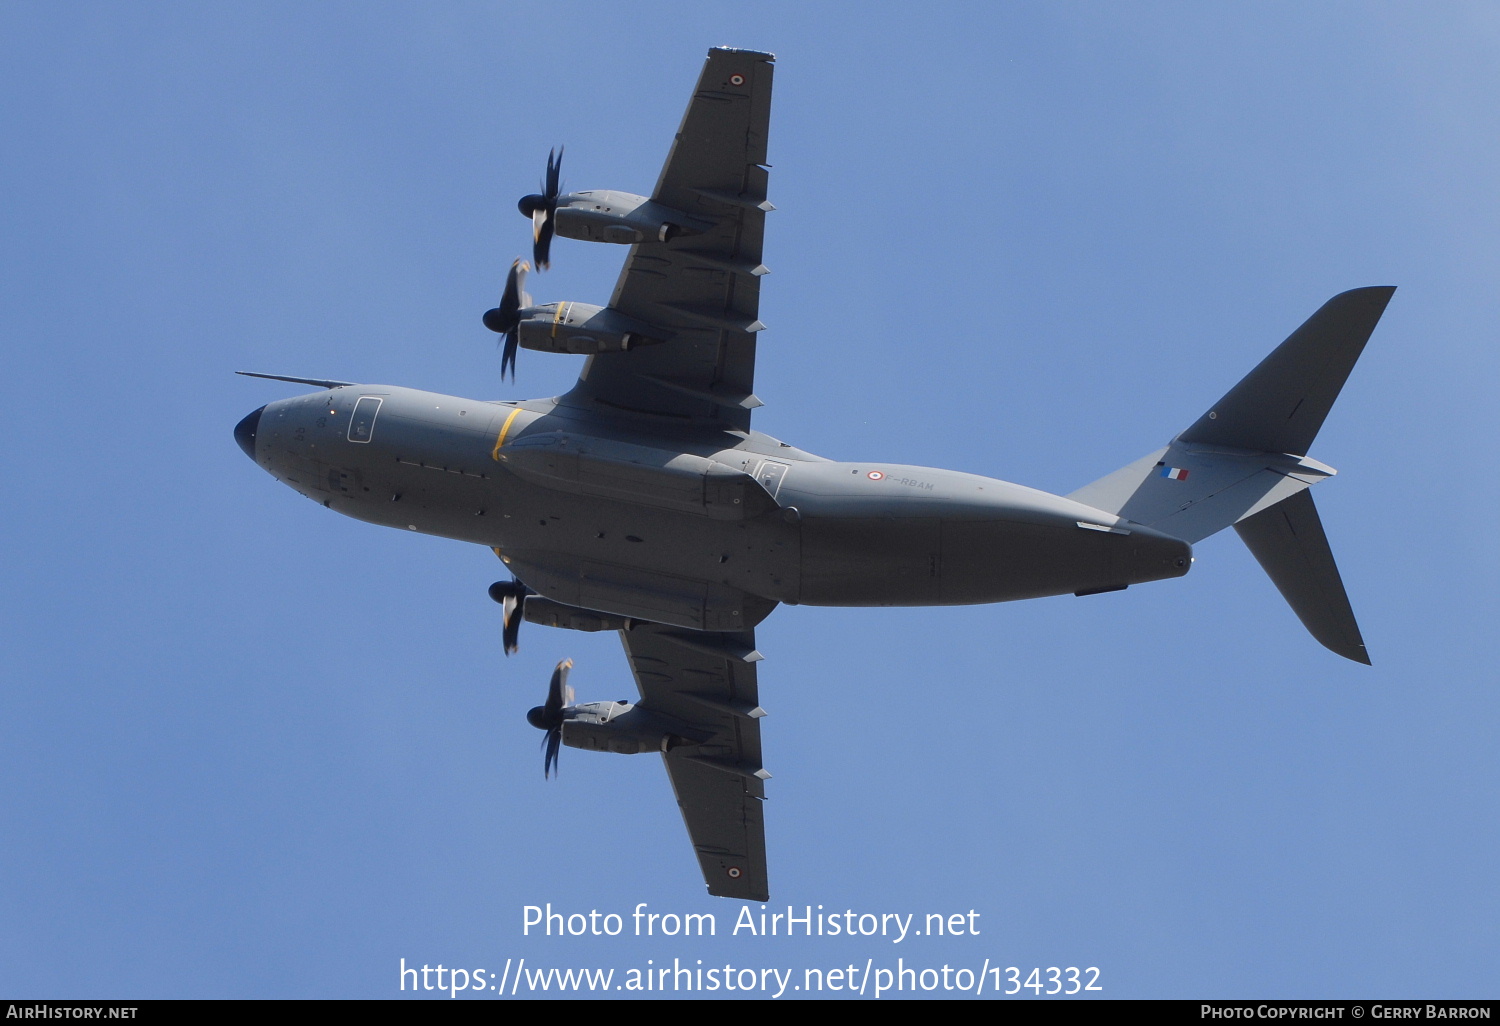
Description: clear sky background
3,1,1497,1000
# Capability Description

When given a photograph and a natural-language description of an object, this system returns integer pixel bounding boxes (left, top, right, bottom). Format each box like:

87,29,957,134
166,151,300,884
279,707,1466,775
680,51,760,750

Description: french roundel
727,866,742,878
729,74,745,86
867,471,884,481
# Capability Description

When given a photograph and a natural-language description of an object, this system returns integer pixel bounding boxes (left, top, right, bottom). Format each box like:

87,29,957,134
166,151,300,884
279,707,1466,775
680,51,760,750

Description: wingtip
1321,633,1371,665
1333,284,1398,304
711,46,776,62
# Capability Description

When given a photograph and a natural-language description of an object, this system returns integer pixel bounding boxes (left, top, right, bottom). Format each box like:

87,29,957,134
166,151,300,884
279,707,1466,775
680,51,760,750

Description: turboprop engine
513,301,663,355
515,149,714,269
527,660,708,777
546,190,710,247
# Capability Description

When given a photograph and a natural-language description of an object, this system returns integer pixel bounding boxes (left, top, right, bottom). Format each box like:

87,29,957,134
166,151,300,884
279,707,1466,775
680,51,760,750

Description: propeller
526,659,575,779
487,578,532,655
517,147,563,271
481,259,531,382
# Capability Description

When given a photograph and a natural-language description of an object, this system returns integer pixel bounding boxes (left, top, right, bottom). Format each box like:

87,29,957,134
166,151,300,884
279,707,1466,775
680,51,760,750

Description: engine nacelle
552,190,710,246
522,598,636,633
515,302,663,355
562,702,708,755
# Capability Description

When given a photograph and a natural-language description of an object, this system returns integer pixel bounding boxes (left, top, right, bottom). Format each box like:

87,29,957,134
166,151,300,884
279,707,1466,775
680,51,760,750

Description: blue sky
3,2,1497,999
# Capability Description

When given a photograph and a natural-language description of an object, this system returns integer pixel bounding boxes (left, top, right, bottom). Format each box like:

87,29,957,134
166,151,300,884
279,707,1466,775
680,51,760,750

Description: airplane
233,47,1394,902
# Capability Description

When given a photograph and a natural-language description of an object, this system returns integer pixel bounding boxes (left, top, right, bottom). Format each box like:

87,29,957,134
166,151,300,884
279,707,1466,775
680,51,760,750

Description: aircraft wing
564,47,774,431
619,622,770,900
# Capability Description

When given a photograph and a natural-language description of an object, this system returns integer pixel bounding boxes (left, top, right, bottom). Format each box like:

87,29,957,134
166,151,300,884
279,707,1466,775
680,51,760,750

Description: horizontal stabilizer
1180,286,1394,455
1233,490,1370,664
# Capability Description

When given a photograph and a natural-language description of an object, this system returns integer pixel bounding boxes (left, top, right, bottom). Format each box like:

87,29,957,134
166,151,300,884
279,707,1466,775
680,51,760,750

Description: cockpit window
348,396,383,443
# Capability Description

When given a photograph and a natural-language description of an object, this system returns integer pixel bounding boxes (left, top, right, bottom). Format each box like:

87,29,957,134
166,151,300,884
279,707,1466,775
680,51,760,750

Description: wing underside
619,622,770,901
564,47,775,430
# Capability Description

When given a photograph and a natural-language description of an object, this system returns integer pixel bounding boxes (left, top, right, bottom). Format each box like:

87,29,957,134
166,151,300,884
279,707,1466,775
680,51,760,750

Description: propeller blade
501,594,521,653
532,212,555,271
482,259,530,382
488,578,530,654
544,729,562,779
533,147,562,269
500,328,519,383
516,147,564,270
500,258,527,321
481,258,528,330
545,146,563,199
525,658,574,779
544,658,573,721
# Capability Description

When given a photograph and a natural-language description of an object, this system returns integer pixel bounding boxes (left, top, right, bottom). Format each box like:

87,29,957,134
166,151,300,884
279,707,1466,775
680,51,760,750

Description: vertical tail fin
1069,286,1394,662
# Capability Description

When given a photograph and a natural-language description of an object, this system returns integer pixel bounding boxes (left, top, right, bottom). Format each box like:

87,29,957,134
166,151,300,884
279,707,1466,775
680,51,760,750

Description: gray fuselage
235,385,1191,631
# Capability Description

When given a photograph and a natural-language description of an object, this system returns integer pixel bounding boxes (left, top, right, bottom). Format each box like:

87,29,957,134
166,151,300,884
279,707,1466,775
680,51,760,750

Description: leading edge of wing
619,622,770,901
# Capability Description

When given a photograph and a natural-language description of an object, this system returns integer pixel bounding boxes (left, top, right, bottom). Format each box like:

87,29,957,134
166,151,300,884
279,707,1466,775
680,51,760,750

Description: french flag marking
1161,466,1190,481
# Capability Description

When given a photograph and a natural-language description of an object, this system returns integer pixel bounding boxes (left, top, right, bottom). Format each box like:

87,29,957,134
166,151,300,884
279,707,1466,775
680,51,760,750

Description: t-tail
1069,286,1395,664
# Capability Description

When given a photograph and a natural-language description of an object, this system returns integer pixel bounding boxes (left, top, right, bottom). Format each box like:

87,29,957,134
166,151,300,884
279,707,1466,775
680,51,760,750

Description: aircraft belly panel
940,520,1128,603
798,515,1190,607
495,485,798,602
799,517,941,605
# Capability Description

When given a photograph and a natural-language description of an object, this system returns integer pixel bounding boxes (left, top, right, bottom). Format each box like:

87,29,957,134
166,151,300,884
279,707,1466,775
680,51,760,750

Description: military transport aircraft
234,47,1393,902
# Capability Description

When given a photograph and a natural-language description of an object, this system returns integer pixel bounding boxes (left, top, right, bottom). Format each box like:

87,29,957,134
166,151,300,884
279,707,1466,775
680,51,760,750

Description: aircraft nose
234,405,265,461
